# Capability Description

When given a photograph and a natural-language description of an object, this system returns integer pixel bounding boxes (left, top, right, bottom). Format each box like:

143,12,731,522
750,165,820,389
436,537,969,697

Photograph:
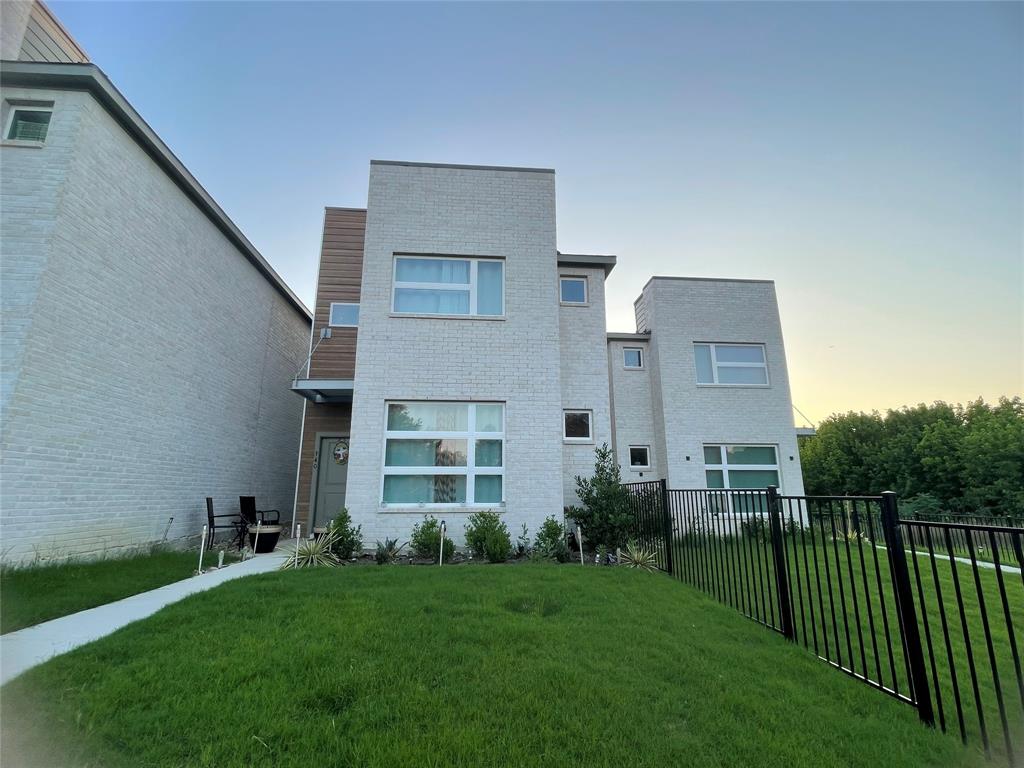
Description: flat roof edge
557,252,616,276
371,159,555,174
607,332,651,342
0,61,312,323
325,206,367,213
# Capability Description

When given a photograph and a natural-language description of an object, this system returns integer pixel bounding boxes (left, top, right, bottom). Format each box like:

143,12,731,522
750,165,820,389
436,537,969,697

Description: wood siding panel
307,207,365,380
19,3,88,63
295,403,352,530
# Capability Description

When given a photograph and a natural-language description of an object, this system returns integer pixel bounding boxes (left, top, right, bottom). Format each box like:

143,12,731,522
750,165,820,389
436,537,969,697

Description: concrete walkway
0,550,290,685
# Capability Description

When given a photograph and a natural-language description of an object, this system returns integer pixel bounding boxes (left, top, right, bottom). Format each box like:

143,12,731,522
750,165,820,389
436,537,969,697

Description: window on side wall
559,276,588,305
391,256,504,317
694,343,768,386
623,347,643,369
329,302,359,327
382,401,504,506
4,106,52,142
703,445,779,490
628,445,650,469
563,410,592,441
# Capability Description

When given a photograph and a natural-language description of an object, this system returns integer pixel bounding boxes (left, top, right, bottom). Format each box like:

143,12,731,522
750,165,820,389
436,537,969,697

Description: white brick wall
559,266,612,506
0,87,309,563
345,163,565,546
637,278,805,494
607,340,661,481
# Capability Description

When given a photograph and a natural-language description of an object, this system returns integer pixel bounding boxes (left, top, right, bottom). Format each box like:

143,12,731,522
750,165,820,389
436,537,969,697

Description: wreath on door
333,440,349,465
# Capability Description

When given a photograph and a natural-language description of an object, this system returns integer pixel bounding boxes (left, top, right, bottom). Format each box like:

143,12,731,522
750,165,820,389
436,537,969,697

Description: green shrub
620,540,658,572
573,443,633,550
515,523,530,558
327,508,362,560
464,511,512,562
280,530,340,570
410,515,455,562
532,516,570,562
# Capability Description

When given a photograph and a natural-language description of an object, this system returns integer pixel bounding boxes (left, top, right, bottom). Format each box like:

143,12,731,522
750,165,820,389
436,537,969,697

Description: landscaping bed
1,565,977,768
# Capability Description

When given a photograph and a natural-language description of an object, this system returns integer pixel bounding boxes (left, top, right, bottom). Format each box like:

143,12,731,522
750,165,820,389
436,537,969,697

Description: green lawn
668,530,1024,765
1,547,235,634
1,565,978,768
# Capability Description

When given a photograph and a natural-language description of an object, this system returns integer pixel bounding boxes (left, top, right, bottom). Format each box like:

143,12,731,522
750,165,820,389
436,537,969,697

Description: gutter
0,60,312,323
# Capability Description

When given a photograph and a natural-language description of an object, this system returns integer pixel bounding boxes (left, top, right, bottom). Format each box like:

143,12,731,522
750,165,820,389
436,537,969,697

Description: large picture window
694,343,768,386
382,401,504,505
392,256,504,317
703,444,779,490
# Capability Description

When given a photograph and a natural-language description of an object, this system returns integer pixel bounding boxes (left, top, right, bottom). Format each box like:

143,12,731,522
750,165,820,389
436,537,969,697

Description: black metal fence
624,480,1024,766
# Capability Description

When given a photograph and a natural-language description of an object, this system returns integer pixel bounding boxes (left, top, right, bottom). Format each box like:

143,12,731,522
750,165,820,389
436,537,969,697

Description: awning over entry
290,379,354,404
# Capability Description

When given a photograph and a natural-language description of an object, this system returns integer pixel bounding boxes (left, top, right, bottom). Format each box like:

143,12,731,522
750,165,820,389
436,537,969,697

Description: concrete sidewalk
0,551,290,685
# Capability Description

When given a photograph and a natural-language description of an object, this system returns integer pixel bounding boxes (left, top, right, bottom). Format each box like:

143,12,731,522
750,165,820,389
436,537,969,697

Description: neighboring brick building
292,160,805,546
0,3,311,563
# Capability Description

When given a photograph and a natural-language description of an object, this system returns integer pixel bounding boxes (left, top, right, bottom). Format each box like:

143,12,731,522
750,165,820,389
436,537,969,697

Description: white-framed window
563,410,592,442
694,343,769,386
703,445,779,490
623,347,644,369
4,106,52,142
391,255,504,317
559,276,588,305
329,302,359,327
628,445,650,469
382,401,504,506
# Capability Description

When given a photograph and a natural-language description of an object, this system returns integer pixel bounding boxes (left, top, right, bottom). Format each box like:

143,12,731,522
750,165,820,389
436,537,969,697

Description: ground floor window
628,445,650,469
382,401,504,506
703,444,779,489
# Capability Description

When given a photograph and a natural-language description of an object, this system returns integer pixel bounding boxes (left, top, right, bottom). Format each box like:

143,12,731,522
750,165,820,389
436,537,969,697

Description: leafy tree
571,443,633,549
799,397,1023,518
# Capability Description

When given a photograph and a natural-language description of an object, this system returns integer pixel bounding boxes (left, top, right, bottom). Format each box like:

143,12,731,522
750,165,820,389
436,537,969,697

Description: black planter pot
247,524,282,553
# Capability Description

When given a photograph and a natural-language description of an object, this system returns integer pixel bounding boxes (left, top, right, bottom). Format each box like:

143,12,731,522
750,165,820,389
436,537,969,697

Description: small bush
620,540,658,572
465,511,512,563
574,444,633,550
410,515,455,562
532,516,570,562
328,508,362,560
280,530,340,570
375,538,405,565
515,523,530,558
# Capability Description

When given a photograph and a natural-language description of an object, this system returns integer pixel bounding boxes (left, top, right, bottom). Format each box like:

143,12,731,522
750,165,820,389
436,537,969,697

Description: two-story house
291,160,804,546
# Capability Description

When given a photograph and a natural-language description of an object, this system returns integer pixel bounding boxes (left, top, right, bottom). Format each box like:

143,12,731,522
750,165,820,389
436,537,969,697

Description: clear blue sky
50,1,1022,422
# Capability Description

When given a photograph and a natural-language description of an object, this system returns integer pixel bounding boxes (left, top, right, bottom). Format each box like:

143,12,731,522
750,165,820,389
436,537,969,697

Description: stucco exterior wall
639,278,805,495
558,266,612,507
344,162,564,546
0,87,309,562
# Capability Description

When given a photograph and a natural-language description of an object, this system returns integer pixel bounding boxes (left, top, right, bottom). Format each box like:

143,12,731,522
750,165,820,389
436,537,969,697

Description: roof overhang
557,252,616,276
0,60,312,323
607,332,651,343
796,427,817,438
291,379,354,404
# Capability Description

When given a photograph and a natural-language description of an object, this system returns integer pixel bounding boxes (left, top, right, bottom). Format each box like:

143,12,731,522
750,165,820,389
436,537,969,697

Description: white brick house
0,13,311,563
293,160,804,546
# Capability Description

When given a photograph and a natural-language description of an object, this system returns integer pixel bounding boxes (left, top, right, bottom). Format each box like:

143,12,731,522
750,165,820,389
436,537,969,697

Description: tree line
799,397,1023,518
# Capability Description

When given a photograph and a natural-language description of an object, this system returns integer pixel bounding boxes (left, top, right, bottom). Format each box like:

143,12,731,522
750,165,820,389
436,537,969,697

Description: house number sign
333,440,349,465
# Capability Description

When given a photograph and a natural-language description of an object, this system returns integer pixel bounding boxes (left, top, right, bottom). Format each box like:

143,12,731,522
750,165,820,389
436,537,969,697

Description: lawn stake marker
577,524,584,566
295,524,301,568
439,520,446,566
196,524,207,576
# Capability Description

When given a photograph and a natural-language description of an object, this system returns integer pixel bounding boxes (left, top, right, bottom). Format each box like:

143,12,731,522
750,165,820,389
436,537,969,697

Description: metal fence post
766,486,796,641
660,479,674,575
880,491,935,727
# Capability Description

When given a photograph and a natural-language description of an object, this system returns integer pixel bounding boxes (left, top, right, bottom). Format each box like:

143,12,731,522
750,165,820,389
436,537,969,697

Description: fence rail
623,480,1024,766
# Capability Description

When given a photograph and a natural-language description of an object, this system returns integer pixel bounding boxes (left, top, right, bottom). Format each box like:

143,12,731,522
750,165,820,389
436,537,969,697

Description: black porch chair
205,497,243,548
238,496,280,528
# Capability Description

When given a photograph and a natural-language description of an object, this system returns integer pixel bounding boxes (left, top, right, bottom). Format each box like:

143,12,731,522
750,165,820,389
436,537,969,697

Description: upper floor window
694,343,768,386
563,410,592,442
623,347,643,369
559,276,588,305
392,256,503,317
5,106,51,142
329,302,359,327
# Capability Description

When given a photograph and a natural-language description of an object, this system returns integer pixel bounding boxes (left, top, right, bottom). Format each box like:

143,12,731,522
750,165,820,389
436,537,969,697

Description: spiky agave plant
375,538,406,565
280,529,341,569
620,540,659,572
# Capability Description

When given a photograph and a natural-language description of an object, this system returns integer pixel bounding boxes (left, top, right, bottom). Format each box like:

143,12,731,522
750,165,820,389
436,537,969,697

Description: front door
313,435,349,528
